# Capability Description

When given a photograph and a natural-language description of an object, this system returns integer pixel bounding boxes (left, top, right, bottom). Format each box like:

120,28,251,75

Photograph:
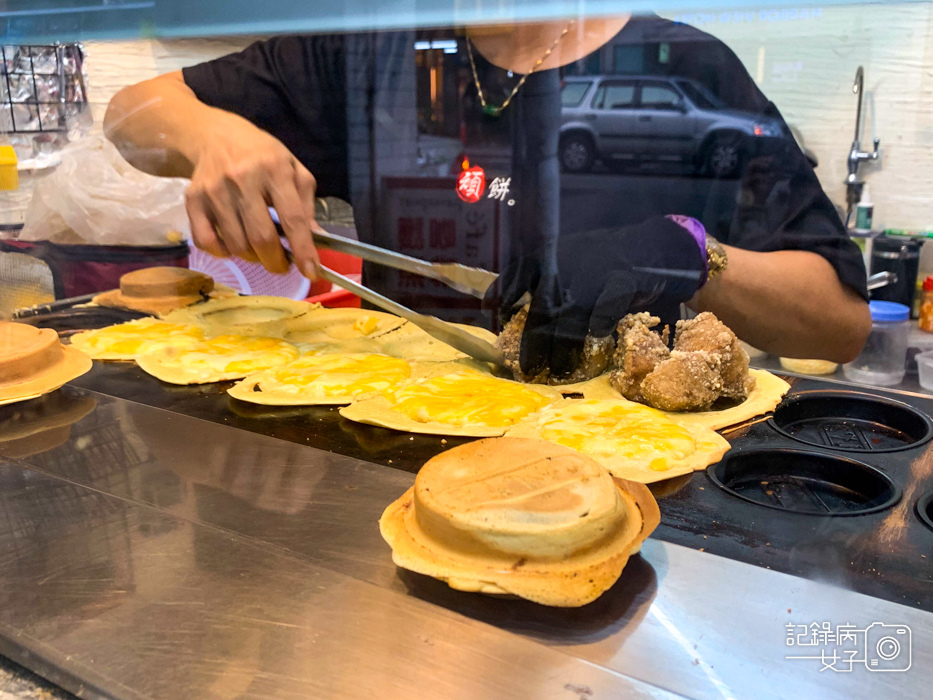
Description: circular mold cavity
917,491,933,532
707,448,901,516
769,391,933,453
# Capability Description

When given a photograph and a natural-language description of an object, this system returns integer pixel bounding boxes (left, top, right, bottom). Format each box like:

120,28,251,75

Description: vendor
104,14,870,380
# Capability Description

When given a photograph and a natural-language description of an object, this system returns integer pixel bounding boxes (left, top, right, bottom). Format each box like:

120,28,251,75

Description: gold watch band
706,236,728,279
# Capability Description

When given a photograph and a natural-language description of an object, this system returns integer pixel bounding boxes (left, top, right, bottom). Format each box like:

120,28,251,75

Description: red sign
456,165,486,203
383,176,507,326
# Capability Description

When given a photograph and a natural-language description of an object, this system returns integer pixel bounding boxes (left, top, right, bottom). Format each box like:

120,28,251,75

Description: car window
640,83,682,110
561,81,592,108
592,82,636,110
676,80,723,110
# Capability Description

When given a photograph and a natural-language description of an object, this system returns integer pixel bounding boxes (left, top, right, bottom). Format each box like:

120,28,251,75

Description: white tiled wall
83,36,260,127
663,3,933,234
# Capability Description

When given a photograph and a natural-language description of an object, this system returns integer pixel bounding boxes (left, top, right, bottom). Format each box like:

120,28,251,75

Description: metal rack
0,44,88,135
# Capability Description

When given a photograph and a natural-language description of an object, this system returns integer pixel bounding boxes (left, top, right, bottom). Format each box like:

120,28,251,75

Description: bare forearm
690,246,871,363
104,70,323,277
104,71,225,177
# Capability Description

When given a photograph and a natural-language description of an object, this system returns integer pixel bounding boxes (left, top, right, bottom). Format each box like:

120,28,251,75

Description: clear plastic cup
916,350,933,391
843,301,910,386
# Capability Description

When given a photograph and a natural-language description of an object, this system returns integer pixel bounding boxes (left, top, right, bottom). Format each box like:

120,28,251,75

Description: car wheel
705,134,745,178
560,134,595,173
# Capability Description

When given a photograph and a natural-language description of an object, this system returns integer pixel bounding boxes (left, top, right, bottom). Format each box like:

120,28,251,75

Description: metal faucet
845,66,880,218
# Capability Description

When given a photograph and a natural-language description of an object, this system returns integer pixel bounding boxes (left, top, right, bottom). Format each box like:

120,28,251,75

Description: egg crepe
340,366,562,437
574,369,790,431
375,322,499,362
505,398,731,483
228,353,413,406
162,295,314,338
136,334,299,385
292,336,388,357
69,318,206,360
283,307,405,344
276,320,499,370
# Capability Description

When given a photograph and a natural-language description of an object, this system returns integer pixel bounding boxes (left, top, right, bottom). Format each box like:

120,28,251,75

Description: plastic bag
20,136,190,245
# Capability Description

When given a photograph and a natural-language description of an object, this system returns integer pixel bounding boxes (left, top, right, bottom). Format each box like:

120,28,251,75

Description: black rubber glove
496,215,709,378
496,69,566,376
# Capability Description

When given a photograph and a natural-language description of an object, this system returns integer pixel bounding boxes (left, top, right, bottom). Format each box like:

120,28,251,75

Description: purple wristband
666,214,708,280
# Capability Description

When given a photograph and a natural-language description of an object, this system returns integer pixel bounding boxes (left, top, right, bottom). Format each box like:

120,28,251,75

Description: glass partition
4,1,933,386
4,1,886,42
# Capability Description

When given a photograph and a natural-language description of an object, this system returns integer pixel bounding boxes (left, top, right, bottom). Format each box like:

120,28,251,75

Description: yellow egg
540,402,696,468
274,354,409,392
388,370,552,428
136,334,299,384
505,399,731,484
352,315,381,336
228,353,413,405
69,318,205,360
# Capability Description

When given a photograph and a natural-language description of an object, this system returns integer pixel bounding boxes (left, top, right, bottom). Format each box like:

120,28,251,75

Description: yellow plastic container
0,145,19,190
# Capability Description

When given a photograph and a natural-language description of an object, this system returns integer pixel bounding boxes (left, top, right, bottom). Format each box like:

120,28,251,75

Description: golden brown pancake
0,323,92,406
380,437,660,606
778,357,838,375
92,266,230,315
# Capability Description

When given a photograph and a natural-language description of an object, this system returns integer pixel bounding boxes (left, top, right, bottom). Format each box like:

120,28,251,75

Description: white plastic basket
187,246,310,300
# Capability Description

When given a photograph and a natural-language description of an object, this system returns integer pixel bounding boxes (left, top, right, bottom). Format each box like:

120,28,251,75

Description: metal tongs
278,211,719,367
269,211,506,368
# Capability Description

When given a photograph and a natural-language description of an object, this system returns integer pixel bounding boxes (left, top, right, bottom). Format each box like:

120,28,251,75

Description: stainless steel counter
1,386,931,699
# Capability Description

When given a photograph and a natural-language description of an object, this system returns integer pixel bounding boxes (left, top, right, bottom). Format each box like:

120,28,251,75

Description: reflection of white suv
559,75,787,177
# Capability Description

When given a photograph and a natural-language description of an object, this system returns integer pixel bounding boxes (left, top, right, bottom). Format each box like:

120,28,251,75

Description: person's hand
184,112,321,278
490,251,566,376
498,215,709,379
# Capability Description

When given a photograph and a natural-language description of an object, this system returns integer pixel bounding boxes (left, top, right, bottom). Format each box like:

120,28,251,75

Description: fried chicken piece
608,313,671,401
641,350,723,412
496,305,614,385
674,312,753,400
496,306,549,384
548,334,614,386
616,312,668,339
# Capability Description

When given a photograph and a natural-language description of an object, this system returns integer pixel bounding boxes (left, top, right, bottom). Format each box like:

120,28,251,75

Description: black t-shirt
183,33,351,201
182,17,868,325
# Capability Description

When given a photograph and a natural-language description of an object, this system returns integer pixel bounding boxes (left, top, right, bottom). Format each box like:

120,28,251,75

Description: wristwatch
706,235,728,280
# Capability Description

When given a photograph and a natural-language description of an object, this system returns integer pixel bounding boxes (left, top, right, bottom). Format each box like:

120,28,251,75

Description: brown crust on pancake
379,437,660,606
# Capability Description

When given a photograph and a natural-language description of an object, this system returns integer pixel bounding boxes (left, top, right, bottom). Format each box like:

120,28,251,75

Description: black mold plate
769,391,933,453
917,491,933,532
18,307,148,337
707,448,901,516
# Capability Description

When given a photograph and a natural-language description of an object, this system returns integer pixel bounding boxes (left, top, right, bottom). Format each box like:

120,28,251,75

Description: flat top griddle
64,362,933,613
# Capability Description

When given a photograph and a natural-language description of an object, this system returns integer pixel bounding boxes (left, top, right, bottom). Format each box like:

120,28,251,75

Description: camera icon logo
865,623,911,672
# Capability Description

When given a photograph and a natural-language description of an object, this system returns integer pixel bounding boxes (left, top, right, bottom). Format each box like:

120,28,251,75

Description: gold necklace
467,22,575,117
